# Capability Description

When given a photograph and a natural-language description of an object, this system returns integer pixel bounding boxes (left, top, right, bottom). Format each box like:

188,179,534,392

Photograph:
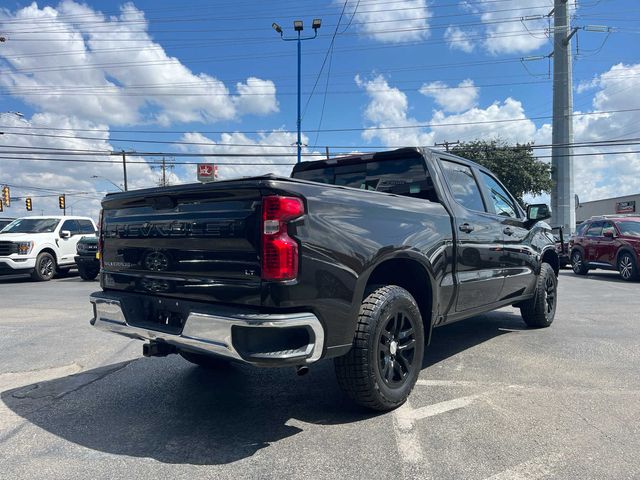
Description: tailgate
101,184,262,304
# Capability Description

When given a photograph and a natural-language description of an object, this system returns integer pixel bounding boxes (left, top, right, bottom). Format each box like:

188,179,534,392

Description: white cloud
444,26,476,53
453,0,551,55
339,0,431,43
420,79,479,113
0,1,278,126
233,77,279,116
356,74,534,146
355,74,433,146
0,113,157,219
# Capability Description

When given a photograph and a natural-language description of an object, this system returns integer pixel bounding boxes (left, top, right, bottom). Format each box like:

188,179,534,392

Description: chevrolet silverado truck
90,147,559,410
0,216,97,281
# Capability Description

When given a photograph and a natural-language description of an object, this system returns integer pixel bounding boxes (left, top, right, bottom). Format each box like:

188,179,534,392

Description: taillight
261,195,304,281
97,208,104,268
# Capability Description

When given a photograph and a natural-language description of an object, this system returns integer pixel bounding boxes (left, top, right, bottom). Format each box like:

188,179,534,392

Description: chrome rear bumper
89,292,324,366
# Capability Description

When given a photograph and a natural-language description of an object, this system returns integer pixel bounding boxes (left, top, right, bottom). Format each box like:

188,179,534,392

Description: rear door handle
459,223,474,233
503,227,514,236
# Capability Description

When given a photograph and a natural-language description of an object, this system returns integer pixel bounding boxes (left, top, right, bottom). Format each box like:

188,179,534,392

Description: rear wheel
179,351,231,369
571,250,588,275
30,252,56,282
334,285,425,411
520,263,557,328
617,252,638,281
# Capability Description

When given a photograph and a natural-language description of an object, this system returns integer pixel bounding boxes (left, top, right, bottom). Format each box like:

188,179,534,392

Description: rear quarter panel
262,180,453,352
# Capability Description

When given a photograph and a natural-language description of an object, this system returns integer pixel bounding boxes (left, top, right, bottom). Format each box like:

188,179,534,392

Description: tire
571,250,589,275
617,252,638,281
519,263,557,328
30,252,56,282
78,265,99,281
179,351,231,369
334,285,425,411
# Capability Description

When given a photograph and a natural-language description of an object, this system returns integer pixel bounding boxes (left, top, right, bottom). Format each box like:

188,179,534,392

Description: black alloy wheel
378,311,417,387
334,285,425,411
31,252,56,282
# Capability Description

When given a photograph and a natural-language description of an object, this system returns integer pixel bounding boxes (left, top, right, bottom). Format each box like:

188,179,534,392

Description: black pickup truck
90,147,559,410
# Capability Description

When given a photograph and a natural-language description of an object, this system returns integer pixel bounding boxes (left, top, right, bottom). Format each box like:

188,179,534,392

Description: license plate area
126,297,188,335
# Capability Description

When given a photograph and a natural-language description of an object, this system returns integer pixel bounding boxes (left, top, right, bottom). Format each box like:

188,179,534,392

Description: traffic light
58,194,65,210
1,185,10,207
25,197,32,211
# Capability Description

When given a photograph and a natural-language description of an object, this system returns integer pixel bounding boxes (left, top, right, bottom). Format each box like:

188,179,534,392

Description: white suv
0,216,97,281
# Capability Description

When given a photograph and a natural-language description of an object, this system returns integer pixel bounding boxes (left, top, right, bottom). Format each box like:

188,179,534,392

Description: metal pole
297,30,302,164
550,0,575,232
161,157,166,187
121,150,129,191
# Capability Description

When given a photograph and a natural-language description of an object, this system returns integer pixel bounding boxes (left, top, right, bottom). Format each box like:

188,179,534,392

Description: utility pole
550,0,578,233
435,140,460,152
152,156,174,187
121,150,128,191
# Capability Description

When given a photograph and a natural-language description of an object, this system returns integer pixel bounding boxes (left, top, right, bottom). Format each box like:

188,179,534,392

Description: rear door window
439,160,486,212
586,221,603,237
78,220,96,234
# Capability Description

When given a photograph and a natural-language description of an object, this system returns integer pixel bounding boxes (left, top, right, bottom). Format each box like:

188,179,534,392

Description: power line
1,108,639,141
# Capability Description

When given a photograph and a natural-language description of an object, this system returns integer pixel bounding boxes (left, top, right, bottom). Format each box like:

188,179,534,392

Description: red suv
570,216,640,281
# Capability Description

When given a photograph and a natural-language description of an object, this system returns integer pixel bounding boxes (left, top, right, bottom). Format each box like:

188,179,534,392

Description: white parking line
393,393,483,478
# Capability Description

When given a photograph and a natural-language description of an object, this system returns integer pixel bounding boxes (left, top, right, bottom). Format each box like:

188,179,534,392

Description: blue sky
1,0,639,217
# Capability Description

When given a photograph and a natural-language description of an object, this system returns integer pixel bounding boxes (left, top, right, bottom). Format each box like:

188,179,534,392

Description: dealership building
576,193,639,223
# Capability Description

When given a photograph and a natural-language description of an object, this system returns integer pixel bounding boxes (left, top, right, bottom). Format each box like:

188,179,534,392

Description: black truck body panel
96,147,557,361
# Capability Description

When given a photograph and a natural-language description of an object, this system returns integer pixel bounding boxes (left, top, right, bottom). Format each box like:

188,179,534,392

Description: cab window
479,171,519,218
60,220,80,236
440,160,486,212
602,222,616,237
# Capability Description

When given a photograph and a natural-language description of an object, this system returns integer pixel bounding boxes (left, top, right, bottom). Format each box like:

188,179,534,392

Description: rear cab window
292,151,439,202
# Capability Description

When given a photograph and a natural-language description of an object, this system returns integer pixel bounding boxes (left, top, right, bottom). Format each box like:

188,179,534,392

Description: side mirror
60,230,71,239
527,203,551,222
603,229,615,238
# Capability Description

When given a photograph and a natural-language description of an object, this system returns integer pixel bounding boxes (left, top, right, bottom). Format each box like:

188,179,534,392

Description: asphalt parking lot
0,270,639,480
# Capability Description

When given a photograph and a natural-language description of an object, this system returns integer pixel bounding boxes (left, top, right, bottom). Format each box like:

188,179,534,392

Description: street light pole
273,19,322,163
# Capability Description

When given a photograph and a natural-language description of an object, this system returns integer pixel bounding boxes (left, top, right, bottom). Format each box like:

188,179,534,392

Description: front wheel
30,252,56,282
78,265,99,281
520,263,557,328
334,285,425,411
617,252,638,281
571,250,589,275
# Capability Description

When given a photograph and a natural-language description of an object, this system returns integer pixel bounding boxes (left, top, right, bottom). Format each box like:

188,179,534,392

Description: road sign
197,163,218,183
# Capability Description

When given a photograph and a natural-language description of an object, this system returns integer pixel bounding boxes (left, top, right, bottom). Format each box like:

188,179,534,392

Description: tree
450,139,552,204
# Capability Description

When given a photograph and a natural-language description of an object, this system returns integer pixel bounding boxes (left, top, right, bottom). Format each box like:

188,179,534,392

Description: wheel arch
616,246,637,264
37,247,58,263
540,247,559,276
359,253,436,344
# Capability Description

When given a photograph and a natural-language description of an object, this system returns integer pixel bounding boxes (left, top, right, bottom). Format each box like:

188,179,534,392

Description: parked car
551,226,570,268
75,235,99,280
90,147,559,410
570,215,640,281
0,216,97,281
0,217,16,231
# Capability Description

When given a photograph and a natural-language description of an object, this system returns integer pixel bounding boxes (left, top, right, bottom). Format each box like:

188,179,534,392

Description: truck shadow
1,310,522,465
